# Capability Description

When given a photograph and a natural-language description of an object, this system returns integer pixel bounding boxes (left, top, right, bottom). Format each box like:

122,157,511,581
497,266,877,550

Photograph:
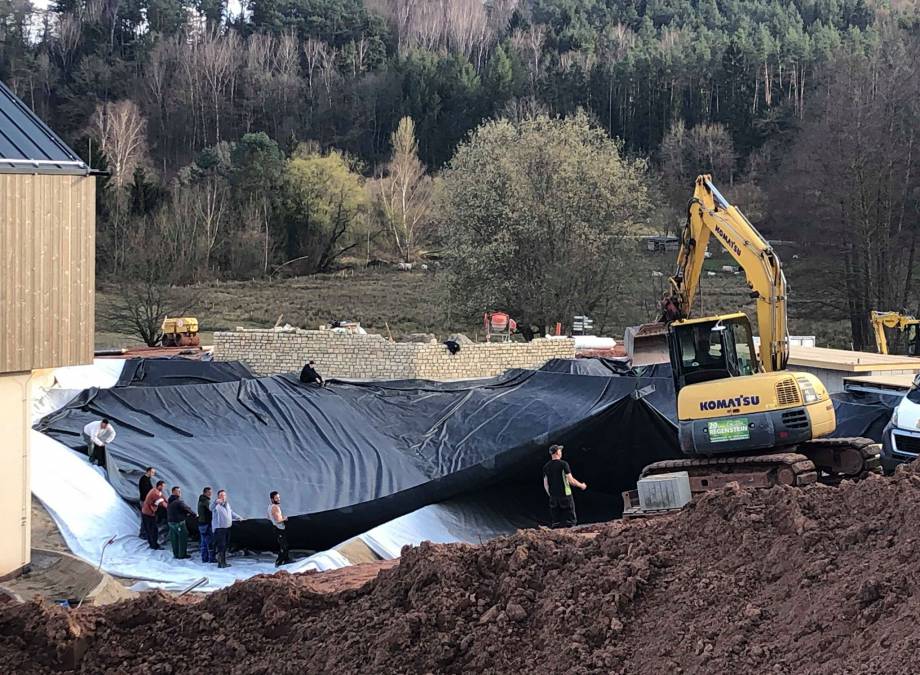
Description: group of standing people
81,414,298,569
138,467,292,568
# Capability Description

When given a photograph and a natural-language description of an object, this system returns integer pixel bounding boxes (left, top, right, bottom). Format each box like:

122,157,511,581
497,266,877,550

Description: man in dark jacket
138,467,156,537
138,467,156,503
299,360,324,386
197,487,214,563
166,486,196,559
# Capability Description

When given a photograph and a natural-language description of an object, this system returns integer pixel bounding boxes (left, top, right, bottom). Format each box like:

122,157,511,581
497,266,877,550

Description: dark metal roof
0,80,88,175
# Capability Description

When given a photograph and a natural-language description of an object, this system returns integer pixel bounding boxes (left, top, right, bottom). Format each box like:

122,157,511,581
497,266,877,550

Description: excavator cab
908,323,920,357
668,314,758,390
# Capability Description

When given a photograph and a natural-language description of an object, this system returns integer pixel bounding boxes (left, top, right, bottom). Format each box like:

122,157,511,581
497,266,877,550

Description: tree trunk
262,201,270,276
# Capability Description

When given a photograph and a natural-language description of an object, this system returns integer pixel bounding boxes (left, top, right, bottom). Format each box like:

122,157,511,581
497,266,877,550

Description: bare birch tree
53,12,82,67
145,37,179,153
318,44,339,103
198,29,239,143
90,99,148,190
447,0,489,60
375,116,433,262
409,1,441,51
271,31,301,121
303,38,328,100
243,33,272,130
89,100,149,272
353,35,370,76
512,24,545,90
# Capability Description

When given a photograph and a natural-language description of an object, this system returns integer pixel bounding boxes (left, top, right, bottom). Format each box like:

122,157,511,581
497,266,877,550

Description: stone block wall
213,329,575,380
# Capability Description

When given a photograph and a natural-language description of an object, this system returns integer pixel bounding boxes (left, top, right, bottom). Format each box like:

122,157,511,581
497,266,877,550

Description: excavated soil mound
6,466,920,674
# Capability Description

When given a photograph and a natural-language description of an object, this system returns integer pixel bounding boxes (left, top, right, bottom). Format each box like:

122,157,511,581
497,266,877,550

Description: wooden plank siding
0,173,94,373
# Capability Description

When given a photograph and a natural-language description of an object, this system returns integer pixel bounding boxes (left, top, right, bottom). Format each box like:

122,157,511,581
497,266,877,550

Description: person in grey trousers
210,489,243,568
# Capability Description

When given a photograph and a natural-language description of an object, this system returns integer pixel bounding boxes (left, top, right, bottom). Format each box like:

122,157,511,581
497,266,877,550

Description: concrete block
637,472,692,511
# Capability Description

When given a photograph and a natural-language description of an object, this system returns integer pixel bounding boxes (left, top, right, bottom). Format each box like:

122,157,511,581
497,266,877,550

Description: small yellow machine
871,311,920,357
630,176,878,492
160,317,201,347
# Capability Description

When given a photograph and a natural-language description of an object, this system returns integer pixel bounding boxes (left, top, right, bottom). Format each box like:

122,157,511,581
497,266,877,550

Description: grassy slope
95,246,857,350
96,269,463,349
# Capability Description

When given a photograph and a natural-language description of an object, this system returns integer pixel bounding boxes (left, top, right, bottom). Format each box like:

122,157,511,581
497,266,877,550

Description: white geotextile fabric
51,359,126,390
31,431,351,592
30,358,521,592
358,498,527,559
31,359,126,423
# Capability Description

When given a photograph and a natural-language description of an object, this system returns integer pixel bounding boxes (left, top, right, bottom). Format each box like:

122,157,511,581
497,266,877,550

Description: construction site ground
0,500,138,608
5,463,920,673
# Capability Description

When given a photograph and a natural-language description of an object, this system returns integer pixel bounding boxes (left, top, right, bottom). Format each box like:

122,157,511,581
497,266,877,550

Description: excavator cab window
731,322,756,374
670,317,757,390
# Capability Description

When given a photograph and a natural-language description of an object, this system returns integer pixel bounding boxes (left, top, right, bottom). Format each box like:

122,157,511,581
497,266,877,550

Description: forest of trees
0,0,917,346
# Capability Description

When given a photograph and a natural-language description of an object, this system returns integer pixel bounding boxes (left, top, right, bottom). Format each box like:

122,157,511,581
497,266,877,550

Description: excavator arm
870,310,920,355
872,312,894,355
660,175,788,372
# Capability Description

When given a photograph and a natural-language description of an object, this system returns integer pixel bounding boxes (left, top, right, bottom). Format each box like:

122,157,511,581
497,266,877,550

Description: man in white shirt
83,418,116,467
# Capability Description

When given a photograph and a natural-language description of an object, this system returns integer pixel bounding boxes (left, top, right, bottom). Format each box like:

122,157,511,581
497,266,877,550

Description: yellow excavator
631,175,879,493
871,311,920,357
160,316,201,348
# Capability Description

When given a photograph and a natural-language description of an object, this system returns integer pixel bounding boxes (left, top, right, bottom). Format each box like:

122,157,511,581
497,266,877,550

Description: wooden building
0,81,95,578
788,346,920,394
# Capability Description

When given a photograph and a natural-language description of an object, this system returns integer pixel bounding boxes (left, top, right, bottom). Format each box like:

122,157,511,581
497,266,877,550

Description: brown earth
1,549,136,608
5,466,920,674
30,498,68,554
19,498,140,604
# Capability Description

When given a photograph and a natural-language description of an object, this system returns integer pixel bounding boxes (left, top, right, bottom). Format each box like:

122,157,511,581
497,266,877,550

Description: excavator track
642,452,818,493
798,437,882,481
640,438,881,495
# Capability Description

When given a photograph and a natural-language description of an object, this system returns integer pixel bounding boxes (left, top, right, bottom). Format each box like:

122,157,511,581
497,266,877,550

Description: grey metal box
637,471,692,511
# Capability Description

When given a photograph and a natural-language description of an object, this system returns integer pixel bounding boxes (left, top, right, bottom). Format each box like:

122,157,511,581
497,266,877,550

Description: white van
881,373,920,473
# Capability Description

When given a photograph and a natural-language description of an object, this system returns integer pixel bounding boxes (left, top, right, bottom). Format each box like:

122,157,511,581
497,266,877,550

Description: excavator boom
633,176,788,371
871,310,920,356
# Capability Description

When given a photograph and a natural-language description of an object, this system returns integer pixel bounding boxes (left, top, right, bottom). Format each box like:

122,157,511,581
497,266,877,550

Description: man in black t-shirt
542,444,587,528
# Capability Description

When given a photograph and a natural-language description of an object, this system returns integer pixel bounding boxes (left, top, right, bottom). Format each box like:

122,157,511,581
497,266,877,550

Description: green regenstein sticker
708,418,750,443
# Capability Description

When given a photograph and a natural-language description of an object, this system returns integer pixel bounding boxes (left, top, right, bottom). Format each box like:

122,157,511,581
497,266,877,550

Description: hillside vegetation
2,0,915,349
96,243,857,350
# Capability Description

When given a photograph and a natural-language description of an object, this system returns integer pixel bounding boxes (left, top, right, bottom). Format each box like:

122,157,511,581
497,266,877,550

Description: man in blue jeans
210,489,243,568
197,486,214,563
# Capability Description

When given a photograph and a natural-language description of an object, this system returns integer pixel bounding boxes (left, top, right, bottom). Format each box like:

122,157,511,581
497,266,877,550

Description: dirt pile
6,466,920,674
